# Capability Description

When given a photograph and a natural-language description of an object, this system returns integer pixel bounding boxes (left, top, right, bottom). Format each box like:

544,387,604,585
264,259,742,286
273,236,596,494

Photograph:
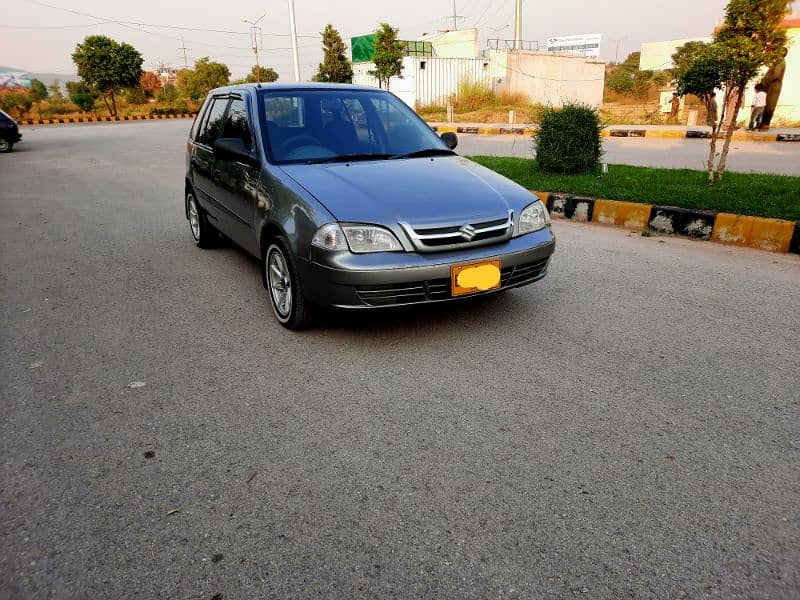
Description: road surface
2,121,799,599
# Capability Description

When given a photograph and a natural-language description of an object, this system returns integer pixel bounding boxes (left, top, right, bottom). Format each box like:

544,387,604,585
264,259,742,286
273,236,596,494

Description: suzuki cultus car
185,83,555,329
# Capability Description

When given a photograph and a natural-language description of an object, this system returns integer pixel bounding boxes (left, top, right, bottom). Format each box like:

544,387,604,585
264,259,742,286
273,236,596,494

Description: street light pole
288,0,301,82
513,0,522,50
241,12,267,80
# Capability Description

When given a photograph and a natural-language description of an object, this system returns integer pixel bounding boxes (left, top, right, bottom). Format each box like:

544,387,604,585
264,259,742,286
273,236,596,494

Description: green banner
351,35,376,63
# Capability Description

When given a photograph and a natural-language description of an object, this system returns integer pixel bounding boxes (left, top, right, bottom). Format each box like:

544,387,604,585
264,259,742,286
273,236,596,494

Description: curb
429,124,800,143
17,114,198,126
537,192,799,254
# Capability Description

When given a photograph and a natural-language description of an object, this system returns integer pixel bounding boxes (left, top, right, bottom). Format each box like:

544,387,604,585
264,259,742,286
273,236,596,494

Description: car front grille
354,257,549,306
399,212,513,252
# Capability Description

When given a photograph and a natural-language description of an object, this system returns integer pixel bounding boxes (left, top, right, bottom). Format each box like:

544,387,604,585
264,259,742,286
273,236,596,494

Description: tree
370,23,404,89
315,24,353,83
71,35,143,116
47,80,63,100
711,0,790,180
676,0,790,182
29,79,48,102
177,57,230,100
139,72,162,97
246,65,279,83
606,51,656,99
673,42,721,127
67,80,99,113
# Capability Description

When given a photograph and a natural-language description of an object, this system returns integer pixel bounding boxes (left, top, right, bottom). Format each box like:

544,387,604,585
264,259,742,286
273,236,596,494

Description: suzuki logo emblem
459,224,477,241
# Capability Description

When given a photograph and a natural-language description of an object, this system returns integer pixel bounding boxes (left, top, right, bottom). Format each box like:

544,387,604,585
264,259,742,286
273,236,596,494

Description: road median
17,114,198,125
539,192,798,254
431,123,800,143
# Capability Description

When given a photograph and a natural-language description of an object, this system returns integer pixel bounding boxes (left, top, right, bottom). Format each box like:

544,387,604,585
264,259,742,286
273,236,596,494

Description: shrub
534,103,603,174
69,94,96,113
150,100,190,116
126,87,147,105
156,84,178,102
0,90,33,119
606,68,635,94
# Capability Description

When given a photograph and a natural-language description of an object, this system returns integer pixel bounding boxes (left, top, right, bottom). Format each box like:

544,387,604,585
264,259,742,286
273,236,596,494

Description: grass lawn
468,157,800,222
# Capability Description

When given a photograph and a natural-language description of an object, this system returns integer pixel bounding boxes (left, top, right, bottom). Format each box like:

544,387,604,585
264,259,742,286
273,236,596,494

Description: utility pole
241,12,267,78
288,0,301,82
443,0,463,31
513,0,522,50
178,36,190,68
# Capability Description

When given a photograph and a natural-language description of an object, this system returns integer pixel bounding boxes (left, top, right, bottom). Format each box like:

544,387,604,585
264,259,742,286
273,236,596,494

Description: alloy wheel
187,195,201,241
267,247,293,320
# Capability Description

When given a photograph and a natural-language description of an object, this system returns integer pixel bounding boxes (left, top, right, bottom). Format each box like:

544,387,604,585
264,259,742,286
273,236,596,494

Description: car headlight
516,201,550,236
342,224,403,253
311,223,403,253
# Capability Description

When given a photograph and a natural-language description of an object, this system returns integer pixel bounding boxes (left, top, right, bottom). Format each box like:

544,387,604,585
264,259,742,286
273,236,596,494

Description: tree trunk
706,90,728,184
102,93,112,115
110,89,117,117
704,95,718,128
716,86,745,181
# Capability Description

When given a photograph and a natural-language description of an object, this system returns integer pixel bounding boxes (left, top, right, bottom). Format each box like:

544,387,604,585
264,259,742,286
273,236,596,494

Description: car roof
208,82,384,96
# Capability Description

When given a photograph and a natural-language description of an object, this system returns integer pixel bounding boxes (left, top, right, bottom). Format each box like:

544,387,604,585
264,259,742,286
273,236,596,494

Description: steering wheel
279,135,321,155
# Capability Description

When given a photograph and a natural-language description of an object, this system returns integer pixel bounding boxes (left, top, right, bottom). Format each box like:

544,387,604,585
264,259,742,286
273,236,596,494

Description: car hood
280,156,526,226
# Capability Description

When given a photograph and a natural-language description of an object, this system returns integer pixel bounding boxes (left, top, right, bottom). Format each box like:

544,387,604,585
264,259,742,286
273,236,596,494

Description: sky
1,0,791,80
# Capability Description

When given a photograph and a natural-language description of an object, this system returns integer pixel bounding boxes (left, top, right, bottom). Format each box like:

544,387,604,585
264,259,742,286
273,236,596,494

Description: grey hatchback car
185,83,555,328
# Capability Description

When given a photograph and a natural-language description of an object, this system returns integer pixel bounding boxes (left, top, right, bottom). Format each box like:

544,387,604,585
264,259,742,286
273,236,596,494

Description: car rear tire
0,139,13,153
265,239,313,330
187,191,215,248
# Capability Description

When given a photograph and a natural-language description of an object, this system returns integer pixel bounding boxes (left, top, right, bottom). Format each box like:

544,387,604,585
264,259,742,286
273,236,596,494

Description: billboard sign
546,34,602,58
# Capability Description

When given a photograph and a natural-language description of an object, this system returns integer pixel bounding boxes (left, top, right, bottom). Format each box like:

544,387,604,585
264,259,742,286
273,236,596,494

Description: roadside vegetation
470,156,800,222
417,80,542,124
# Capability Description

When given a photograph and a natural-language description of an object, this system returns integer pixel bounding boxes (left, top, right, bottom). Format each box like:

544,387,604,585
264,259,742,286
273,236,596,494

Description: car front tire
264,239,313,330
0,139,13,153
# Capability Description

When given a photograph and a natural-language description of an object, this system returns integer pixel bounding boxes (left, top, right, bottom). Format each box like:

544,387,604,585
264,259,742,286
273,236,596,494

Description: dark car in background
185,83,555,329
0,109,22,153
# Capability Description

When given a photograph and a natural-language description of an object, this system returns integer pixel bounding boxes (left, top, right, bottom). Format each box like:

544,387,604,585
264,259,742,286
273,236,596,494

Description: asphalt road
457,133,800,176
2,121,799,599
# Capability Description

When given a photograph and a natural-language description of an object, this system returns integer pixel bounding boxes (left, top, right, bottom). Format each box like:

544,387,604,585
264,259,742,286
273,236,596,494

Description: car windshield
258,88,451,164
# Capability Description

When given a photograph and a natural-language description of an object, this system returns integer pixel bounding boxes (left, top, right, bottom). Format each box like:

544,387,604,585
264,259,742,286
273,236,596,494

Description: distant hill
0,66,77,90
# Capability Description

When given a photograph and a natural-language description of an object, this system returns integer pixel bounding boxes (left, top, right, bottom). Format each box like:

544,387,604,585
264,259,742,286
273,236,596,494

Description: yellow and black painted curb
430,124,800,143
534,191,800,255
17,114,198,126
17,116,800,143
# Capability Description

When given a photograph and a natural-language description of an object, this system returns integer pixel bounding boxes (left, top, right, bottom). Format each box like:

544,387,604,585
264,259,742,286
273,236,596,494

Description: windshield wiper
388,148,457,160
304,153,392,165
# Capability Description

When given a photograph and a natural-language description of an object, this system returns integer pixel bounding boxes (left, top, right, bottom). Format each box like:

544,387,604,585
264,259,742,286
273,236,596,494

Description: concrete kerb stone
18,117,800,142
534,191,799,254
428,123,798,143
18,114,198,126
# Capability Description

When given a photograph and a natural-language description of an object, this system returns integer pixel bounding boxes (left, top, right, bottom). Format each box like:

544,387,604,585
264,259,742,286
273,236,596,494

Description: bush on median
534,103,603,175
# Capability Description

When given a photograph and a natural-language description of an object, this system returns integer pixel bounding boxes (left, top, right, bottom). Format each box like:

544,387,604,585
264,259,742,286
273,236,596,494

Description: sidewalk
428,122,800,143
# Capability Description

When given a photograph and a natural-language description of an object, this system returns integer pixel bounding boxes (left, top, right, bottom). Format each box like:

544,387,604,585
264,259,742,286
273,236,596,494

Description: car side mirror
213,137,257,166
440,131,458,150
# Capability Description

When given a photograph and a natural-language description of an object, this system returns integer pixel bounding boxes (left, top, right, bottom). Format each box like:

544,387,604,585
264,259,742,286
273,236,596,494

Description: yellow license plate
451,259,502,297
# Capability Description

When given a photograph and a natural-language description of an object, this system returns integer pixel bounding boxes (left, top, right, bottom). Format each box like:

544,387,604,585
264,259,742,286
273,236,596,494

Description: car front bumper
297,226,556,309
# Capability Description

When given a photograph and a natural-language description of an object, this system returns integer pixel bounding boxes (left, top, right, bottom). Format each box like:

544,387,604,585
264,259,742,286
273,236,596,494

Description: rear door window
196,97,229,146
221,97,252,149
